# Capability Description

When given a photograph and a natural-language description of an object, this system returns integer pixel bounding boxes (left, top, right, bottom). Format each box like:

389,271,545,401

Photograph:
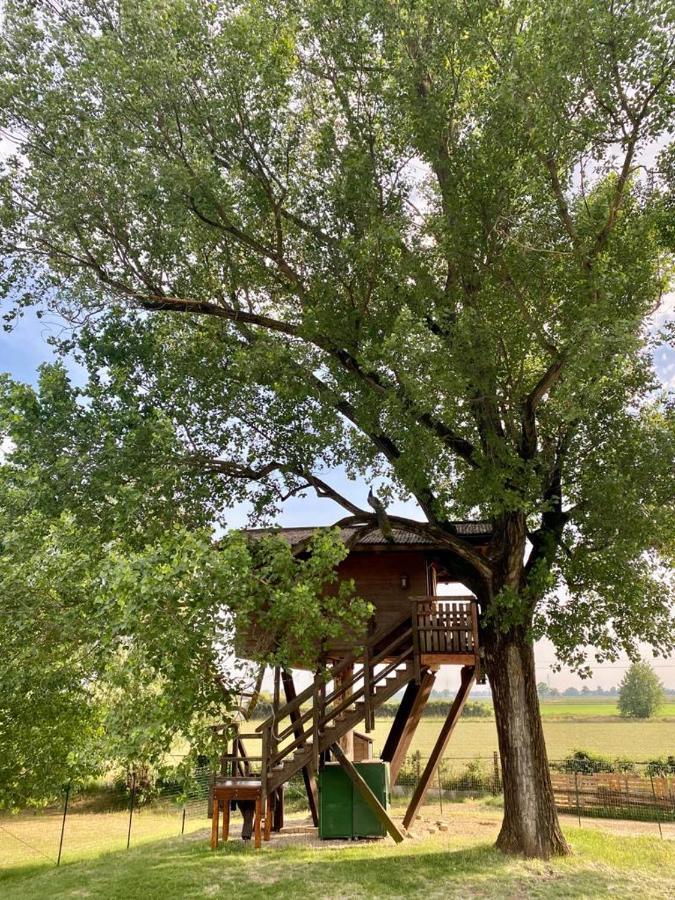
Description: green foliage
618,661,665,719
374,700,492,719
0,370,370,808
557,750,618,775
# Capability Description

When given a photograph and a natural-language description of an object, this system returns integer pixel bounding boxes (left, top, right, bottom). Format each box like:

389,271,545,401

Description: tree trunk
484,627,570,858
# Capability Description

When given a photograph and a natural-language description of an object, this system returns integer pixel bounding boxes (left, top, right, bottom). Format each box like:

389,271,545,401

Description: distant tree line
248,695,493,719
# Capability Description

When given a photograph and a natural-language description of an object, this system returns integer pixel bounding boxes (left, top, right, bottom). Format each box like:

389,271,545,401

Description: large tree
1,0,674,856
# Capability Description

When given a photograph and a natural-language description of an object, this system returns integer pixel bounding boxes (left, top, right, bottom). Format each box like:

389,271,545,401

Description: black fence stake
649,774,663,839
57,781,71,867
181,806,186,836
574,771,582,827
127,772,136,850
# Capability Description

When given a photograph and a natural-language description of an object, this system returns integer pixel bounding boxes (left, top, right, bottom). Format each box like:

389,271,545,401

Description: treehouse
212,521,491,849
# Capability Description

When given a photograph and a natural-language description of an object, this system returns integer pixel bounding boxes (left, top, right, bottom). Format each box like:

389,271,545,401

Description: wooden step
266,662,416,793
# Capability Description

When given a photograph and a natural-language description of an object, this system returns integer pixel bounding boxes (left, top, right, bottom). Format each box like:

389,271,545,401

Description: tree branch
182,453,369,517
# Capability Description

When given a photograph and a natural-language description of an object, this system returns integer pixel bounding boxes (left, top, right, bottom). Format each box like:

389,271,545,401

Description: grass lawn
1,815,673,899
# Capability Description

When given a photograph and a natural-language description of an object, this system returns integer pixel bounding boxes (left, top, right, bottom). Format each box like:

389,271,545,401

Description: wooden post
335,663,355,759
210,794,219,850
312,673,321,773
273,786,285,832
331,743,404,844
363,647,372,733
281,670,319,826
261,724,269,802
381,669,436,784
402,666,476,829
411,601,421,684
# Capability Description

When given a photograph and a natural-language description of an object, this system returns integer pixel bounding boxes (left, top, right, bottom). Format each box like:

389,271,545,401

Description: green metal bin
318,760,390,839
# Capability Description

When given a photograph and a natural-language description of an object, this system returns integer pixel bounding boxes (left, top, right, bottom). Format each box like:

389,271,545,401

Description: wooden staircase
261,611,418,795
218,597,480,836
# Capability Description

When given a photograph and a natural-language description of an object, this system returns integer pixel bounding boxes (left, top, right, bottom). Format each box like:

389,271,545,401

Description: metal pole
57,781,71,867
181,806,186,836
574,771,582,827
649,774,663,839
127,772,136,850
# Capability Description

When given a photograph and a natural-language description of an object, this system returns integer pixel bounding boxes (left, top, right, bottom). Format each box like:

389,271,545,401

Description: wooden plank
420,652,477,666
381,669,436,783
402,665,476,829
281,670,319,826
331,743,405,844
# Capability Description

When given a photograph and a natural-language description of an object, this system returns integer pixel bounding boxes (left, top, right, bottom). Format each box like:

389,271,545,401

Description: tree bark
484,626,570,858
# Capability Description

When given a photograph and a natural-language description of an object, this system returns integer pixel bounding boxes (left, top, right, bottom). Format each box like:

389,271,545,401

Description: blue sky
1,302,674,691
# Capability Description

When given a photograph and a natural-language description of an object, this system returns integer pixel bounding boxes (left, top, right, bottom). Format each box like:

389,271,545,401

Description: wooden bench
210,779,270,850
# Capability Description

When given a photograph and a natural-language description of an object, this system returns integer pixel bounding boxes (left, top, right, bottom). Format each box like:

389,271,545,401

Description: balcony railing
411,597,479,669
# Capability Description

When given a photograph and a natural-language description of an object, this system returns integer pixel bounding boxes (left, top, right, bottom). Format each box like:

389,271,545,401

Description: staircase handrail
255,610,413,734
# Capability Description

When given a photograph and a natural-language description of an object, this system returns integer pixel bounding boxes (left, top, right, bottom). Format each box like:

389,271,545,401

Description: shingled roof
244,522,491,547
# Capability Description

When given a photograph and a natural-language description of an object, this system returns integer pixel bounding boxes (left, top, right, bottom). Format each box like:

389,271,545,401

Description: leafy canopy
0,0,674,791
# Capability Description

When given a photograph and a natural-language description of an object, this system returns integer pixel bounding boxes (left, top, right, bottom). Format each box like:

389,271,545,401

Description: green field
370,716,675,763
1,813,673,899
536,698,675,719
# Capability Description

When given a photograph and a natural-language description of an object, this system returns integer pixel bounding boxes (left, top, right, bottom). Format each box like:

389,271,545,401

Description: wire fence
2,755,673,869
398,754,673,828
0,767,212,870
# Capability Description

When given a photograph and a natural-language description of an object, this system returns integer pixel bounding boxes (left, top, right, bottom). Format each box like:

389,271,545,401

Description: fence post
574,771,582,827
181,805,186,836
57,781,71,867
492,751,500,795
127,772,136,850
649,774,663,839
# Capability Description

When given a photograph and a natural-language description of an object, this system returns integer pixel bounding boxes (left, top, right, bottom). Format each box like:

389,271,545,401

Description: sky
1,301,674,694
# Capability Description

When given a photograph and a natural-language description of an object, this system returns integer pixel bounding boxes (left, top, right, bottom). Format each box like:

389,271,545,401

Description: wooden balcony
411,597,479,668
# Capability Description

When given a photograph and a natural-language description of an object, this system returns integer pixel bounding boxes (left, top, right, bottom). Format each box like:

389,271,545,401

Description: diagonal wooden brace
330,743,405,844
402,665,476,830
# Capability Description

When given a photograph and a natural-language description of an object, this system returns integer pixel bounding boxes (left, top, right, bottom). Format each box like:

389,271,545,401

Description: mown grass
369,717,675,762
1,821,672,899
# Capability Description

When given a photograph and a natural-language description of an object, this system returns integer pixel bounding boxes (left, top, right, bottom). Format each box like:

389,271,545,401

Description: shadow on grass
3,827,670,900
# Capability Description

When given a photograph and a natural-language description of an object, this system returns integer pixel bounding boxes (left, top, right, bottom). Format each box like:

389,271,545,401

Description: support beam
381,669,436,784
335,663,355,759
281,670,319,826
330,743,405,844
402,666,476,830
